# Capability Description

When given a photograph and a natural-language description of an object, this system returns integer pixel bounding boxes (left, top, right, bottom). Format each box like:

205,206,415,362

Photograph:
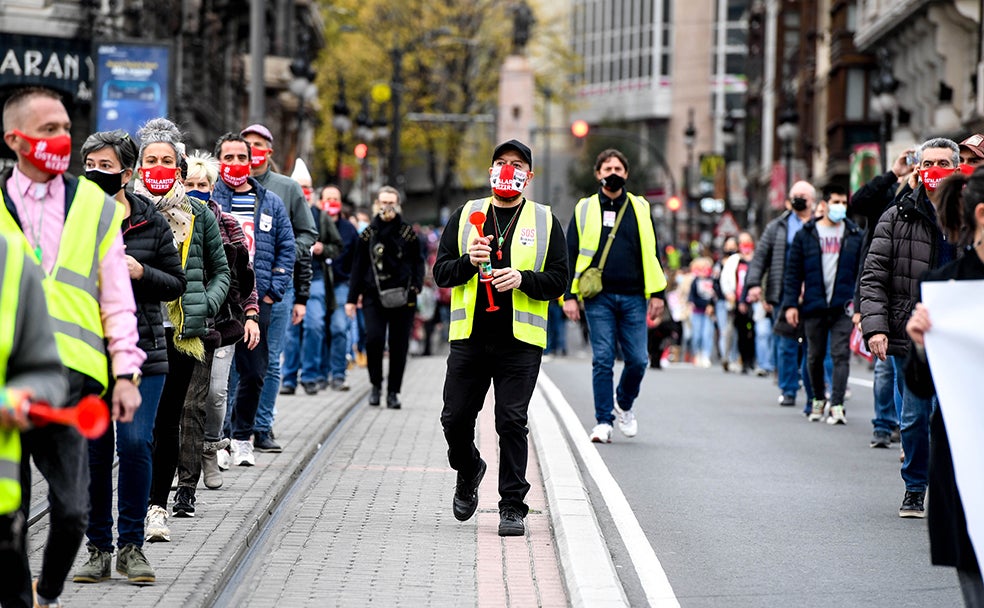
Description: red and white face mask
250,147,269,168
919,166,955,192
140,165,178,195
490,164,529,199
220,163,250,188
14,130,71,175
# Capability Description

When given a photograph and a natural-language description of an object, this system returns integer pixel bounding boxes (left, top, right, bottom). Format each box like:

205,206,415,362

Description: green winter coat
171,197,230,341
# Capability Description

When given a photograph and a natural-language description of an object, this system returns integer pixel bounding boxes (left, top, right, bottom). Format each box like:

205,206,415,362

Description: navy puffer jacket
781,218,864,317
211,177,295,302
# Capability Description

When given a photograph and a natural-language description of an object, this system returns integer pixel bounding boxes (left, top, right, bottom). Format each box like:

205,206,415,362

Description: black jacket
121,191,187,375
782,219,864,317
904,251,984,573
744,210,798,305
348,215,424,306
849,170,910,312
859,187,949,356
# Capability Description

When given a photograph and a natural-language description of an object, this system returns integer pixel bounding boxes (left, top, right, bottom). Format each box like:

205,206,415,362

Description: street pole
249,0,265,124
878,115,888,174
784,140,792,195
388,47,403,189
542,87,552,203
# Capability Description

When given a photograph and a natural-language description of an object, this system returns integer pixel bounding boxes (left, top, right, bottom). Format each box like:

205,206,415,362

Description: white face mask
827,203,847,223
490,164,529,198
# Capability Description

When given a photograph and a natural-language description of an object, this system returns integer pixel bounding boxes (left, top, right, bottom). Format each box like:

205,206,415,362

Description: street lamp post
288,53,318,164
871,48,898,174
387,27,451,190
683,108,697,245
777,105,800,195
331,78,352,184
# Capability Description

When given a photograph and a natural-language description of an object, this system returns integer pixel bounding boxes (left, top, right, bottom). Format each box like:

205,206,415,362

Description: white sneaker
826,405,847,425
614,404,638,437
589,423,613,443
807,399,826,422
145,505,171,542
216,447,231,471
233,439,255,466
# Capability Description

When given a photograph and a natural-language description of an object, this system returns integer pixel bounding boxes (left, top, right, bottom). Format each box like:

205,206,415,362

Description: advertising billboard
94,42,170,137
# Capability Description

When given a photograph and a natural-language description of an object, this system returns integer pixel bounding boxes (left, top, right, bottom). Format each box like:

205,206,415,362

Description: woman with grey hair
134,118,230,543
73,129,186,585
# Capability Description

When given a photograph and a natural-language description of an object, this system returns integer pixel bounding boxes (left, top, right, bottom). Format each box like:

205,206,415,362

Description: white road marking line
538,372,681,608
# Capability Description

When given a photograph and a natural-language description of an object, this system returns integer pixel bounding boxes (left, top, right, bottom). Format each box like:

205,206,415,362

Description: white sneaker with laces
614,404,638,437
589,423,613,443
233,439,255,466
145,505,171,542
826,405,847,425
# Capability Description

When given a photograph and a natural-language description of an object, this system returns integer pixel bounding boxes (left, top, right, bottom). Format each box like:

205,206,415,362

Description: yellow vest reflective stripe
570,193,667,297
0,178,122,390
449,198,551,348
0,233,23,515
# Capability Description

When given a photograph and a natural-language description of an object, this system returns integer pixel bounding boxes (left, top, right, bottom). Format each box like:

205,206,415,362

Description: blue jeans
87,374,166,550
691,312,715,360
776,334,803,397
281,279,326,386
716,305,737,363
583,293,649,425
871,356,899,434
545,300,568,355
254,285,293,435
892,355,933,493
754,309,774,371
329,282,352,380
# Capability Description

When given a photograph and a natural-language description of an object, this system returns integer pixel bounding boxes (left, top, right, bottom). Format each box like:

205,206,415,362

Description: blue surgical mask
827,203,847,223
357,220,369,233
186,189,211,202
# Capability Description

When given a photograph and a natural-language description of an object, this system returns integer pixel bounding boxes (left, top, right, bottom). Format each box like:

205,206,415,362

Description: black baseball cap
492,139,533,168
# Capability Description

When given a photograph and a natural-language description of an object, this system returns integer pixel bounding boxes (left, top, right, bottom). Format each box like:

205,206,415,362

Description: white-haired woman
134,119,230,543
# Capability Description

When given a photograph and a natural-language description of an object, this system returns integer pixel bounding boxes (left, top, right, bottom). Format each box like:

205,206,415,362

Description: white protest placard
922,279,984,571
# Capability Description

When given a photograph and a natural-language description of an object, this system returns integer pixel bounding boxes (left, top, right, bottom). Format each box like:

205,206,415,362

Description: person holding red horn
434,140,568,537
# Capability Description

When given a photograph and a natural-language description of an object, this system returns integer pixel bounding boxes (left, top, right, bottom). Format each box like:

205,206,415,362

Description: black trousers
733,308,756,370
363,299,414,394
230,301,272,440
150,328,198,508
441,338,542,515
803,312,853,406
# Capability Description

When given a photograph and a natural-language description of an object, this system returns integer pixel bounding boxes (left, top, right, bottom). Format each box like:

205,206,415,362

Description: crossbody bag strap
596,198,630,272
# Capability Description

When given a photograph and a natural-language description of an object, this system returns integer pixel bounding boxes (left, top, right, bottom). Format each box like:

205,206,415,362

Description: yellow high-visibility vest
449,198,552,348
0,233,23,515
570,192,667,297
0,178,123,389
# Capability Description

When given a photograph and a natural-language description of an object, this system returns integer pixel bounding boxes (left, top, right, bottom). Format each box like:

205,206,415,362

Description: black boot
386,392,401,409
369,385,381,406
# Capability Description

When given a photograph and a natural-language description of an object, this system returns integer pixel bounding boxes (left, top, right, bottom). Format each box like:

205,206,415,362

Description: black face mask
85,169,125,195
790,196,809,212
600,173,626,192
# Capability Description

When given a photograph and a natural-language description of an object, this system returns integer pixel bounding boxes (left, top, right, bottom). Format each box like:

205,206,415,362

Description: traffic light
666,196,682,212
354,143,368,160
571,119,590,138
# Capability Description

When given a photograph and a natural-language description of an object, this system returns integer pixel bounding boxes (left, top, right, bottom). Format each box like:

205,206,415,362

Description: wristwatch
115,373,142,387
245,313,260,323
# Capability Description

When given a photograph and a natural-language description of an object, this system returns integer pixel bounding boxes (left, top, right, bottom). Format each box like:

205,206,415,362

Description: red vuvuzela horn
468,211,500,312
28,395,110,439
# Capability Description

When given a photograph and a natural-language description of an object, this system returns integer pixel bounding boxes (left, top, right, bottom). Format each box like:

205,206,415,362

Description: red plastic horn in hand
468,211,500,312
28,395,110,439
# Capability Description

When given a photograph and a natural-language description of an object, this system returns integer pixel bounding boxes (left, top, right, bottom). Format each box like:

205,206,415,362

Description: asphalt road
542,352,963,608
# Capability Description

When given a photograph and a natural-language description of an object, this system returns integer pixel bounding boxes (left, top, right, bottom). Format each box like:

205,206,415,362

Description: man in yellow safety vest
434,140,568,538
0,230,68,607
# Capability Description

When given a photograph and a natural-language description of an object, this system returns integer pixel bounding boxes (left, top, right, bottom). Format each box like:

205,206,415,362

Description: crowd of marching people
0,83,981,606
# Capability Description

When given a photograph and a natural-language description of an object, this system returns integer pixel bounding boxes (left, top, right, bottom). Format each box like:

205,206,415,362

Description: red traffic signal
571,120,590,138
666,196,682,212
354,143,368,159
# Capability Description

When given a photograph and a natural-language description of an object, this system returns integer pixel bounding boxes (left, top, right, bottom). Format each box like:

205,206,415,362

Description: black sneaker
452,459,487,521
369,385,381,406
899,490,926,518
172,486,196,518
254,431,282,453
498,506,526,537
301,382,319,395
890,425,901,443
279,384,296,395
870,431,891,449
778,394,796,407
386,392,401,409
